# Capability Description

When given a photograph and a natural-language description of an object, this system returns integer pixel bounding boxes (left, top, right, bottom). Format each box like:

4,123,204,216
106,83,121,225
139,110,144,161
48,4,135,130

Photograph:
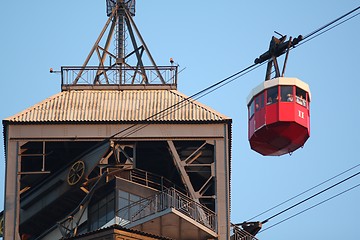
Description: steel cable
261,171,360,224
259,182,360,233
246,163,360,222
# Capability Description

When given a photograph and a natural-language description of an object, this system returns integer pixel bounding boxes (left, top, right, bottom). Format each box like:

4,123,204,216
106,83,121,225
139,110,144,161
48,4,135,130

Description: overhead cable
259,182,360,233
303,6,360,40
247,163,360,221
261,171,360,224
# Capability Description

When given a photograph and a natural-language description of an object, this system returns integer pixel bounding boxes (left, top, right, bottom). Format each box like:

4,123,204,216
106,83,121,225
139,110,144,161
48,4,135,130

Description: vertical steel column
116,6,125,84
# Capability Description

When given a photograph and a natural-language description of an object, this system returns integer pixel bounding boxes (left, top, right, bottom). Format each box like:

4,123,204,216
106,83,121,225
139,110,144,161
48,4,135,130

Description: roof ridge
3,89,231,123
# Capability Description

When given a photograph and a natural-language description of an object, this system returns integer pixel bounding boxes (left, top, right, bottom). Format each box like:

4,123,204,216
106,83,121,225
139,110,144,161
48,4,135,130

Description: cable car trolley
248,34,311,156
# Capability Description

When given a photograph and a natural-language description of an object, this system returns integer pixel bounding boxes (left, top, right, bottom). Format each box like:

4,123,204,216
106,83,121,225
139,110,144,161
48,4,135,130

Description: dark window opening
267,86,278,104
254,92,265,112
260,92,264,109
281,85,293,102
20,141,101,191
136,141,184,190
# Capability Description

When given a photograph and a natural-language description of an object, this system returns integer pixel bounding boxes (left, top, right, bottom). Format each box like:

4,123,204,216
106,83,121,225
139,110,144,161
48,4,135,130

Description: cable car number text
298,110,304,119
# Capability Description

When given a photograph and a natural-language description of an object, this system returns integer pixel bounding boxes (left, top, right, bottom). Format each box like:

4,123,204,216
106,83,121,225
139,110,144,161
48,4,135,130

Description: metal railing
129,168,181,191
114,168,184,193
115,187,217,231
61,65,178,87
231,223,259,240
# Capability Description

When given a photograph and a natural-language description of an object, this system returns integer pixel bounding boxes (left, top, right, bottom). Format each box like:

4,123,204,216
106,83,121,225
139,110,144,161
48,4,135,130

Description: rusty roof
4,90,230,123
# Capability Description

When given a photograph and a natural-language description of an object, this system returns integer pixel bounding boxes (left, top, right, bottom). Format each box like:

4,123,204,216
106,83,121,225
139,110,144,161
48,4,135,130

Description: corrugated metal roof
4,90,230,123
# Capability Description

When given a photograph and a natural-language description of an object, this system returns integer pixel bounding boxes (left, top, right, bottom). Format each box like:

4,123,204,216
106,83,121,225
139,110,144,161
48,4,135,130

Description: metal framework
60,0,177,88
3,1,232,239
167,140,215,208
254,34,303,81
57,172,108,238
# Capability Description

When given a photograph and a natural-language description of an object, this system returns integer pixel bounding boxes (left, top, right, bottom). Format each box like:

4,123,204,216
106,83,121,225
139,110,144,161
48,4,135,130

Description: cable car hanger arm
254,34,303,65
254,34,303,80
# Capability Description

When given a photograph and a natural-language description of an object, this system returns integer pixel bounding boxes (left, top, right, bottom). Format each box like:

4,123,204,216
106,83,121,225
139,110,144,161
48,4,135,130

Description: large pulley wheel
0,215,4,237
67,160,85,186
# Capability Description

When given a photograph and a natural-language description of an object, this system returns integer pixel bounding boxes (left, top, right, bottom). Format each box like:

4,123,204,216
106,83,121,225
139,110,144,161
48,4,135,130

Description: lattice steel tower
66,0,174,88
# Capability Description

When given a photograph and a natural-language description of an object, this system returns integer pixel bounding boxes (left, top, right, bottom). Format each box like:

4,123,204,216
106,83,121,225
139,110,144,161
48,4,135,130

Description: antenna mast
61,0,177,90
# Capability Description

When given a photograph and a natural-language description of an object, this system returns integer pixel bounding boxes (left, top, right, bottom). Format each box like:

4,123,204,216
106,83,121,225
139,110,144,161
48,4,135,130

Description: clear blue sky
1,1,360,239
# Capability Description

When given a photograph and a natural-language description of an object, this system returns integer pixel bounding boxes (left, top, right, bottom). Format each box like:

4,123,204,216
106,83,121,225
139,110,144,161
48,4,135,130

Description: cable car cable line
284,6,360,51
303,6,360,41
260,170,360,224
105,5,360,142
259,182,360,233
297,11,360,48
246,162,360,222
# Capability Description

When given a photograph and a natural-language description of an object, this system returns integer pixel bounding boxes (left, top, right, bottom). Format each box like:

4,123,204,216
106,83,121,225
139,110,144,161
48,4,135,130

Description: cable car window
260,92,264,109
249,100,255,118
296,87,307,106
255,97,260,112
281,86,293,102
267,86,278,104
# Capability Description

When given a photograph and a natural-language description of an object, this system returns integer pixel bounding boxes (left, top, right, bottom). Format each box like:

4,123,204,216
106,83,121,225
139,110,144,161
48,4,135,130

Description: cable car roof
247,77,311,104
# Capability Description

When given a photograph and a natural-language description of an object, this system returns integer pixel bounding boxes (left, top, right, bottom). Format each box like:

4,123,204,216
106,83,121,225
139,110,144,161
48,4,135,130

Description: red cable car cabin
247,77,311,156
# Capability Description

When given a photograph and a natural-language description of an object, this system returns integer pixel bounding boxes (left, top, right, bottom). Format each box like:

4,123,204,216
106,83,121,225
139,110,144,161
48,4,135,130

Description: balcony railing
114,168,184,193
128,168,183,192
60,65,178,89
115,187,217,231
